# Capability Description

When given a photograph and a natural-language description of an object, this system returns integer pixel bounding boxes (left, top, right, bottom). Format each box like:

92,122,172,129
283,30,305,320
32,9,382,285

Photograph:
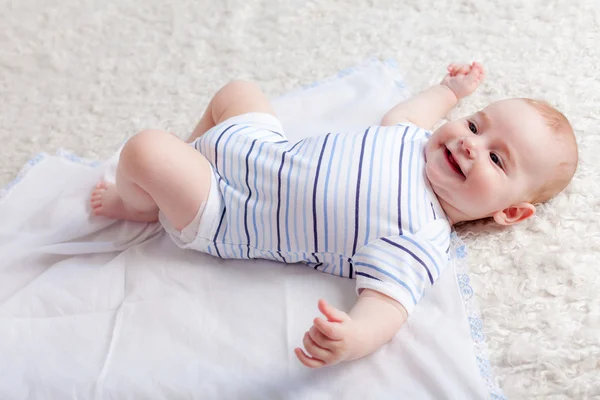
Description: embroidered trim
451,232,508,400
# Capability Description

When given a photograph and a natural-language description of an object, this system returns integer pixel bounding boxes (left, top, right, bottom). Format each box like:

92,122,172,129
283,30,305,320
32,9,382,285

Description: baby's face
425,99,560,224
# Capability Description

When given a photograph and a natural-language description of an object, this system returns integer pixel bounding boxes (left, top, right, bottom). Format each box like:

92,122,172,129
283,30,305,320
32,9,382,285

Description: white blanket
0,59,505,399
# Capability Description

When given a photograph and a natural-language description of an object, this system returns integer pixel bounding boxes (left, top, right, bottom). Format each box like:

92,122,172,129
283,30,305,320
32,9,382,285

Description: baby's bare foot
90,181,158,222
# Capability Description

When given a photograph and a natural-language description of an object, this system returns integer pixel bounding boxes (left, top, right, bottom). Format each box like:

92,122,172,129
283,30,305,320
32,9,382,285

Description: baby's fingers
314,317,344,340
458,64,470,75
302,332,332,362
447,63,461,77
464,62,485,84
317,299,349,323
470,62,485,78
447,63,472,77
295,347,326,368
309,324,336,349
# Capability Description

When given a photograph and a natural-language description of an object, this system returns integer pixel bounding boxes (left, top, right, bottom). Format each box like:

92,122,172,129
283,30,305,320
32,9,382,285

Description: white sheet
0,59,505,399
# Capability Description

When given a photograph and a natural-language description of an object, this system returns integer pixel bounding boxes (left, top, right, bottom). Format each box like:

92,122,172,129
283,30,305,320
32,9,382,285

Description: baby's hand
441,61,485,100
294,299,359,368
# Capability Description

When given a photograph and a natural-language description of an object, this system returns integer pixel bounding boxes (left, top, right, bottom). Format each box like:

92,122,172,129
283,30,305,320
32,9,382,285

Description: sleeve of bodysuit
350,225,451,315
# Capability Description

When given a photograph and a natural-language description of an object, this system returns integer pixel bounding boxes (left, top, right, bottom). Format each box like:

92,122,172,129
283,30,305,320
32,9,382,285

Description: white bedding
0,60,504,399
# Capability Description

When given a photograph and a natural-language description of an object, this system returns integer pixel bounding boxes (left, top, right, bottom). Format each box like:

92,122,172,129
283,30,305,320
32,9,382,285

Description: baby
90,62,578,368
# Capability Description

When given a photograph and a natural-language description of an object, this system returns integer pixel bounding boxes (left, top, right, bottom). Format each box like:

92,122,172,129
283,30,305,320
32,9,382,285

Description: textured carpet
1,0,599,398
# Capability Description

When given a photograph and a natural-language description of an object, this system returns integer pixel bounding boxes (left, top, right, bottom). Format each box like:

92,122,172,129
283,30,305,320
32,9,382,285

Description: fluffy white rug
1,0,598,398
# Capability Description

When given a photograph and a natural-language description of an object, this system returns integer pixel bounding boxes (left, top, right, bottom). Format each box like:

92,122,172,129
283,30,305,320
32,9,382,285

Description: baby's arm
381,62,485,130
295,289,407,368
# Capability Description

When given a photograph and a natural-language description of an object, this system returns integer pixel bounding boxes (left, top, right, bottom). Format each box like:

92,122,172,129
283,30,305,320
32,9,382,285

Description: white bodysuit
163,113,451,314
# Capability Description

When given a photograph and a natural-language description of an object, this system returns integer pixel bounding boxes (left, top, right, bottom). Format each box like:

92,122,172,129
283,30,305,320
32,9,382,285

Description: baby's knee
120,130,169,174
214,80,261,108
212,80,273,123
219,79,261,97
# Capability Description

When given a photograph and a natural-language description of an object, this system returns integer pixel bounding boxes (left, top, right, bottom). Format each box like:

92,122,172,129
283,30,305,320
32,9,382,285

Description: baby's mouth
445,148,465,178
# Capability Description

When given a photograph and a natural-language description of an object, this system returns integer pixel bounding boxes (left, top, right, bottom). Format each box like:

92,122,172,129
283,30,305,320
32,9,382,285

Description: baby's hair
521,98,578,204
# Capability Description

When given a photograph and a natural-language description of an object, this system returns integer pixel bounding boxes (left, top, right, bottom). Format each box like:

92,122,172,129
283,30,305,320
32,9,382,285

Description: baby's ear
492,202,536,225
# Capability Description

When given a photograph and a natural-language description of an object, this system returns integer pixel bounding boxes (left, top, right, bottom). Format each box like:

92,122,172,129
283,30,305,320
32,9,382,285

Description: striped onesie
168,113,451,314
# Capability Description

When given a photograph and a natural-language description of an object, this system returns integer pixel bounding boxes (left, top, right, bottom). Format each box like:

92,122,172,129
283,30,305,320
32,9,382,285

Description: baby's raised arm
295,290,407,368
381,62,485,130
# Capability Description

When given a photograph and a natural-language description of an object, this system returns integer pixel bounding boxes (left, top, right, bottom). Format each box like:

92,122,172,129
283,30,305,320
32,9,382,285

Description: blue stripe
354,261,417,304
276,147,288,263
355,271,382,281
321,253,329,273
400,235,443,276
290,139,310,253
252,133,281,256
220,193,230,257
397,125,410,235
242,139,258,258
223,127,249,256
363,127,380,245
387,131,399,236
212,206,227,258
351,128,370,277
213,125,236,174
235,131,260,257
283,141,303,251
322,134,339,251
312,133,331,253
267,129,284,138
210,125,237,258
355,250,425,287
221,126,247,181
343,134,359,274
265,143,276,257
302,138,319,254
251,141,268,250
381,237,434,284
332,135,348,272
374,130,388,238
407,127,416,234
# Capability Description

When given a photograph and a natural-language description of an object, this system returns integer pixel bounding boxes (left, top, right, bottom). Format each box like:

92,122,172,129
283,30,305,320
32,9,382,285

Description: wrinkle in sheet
283,276,294,373
0,254,71,307
93,255,127,396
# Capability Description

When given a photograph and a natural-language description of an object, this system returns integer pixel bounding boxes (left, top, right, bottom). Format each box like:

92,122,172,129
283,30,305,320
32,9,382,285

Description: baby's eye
468,121,478,134
490,153,501,166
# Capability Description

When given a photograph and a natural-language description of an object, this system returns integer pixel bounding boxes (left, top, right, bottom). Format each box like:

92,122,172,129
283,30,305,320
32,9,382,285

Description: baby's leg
186,80,277,143
91,130,212,231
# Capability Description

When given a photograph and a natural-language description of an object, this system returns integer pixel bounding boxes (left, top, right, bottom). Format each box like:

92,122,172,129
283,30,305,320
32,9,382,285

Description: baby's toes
90,197,103,210
91,195,102,207
91,188,105,200
95,181,108,190
90,183,107,208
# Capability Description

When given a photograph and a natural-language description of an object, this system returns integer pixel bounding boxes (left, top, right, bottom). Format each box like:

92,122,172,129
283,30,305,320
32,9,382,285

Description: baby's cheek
470,175,501,207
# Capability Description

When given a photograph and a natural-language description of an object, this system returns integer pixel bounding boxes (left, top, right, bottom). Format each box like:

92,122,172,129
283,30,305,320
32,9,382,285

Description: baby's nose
460,138,476,159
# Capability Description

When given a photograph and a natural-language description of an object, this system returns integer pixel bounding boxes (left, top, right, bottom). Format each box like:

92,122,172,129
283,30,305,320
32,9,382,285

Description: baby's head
425,98,578,225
